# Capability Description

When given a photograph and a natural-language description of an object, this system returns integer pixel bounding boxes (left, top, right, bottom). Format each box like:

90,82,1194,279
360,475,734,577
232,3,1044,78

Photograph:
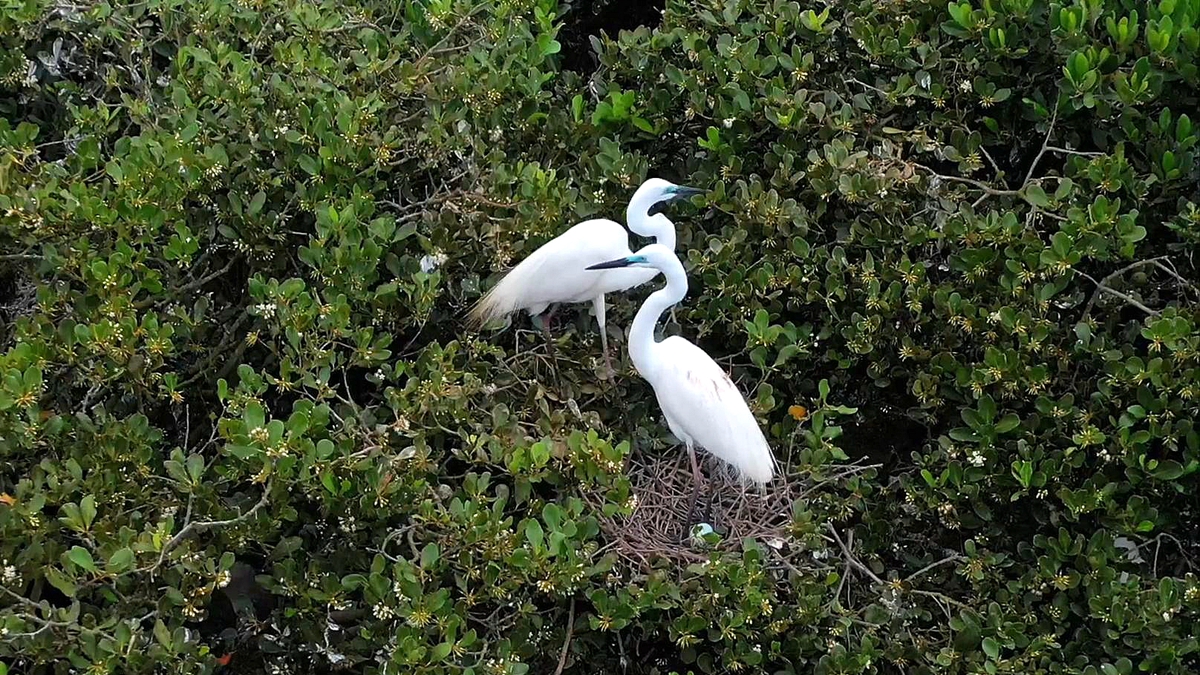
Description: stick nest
586,448,818,571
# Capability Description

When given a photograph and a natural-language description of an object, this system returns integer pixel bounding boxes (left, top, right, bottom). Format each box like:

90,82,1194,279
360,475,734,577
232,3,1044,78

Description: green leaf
80,494,97,530
542,503,562,531
949,427,980,442
107,547,135,573
248,190,267,216
244,401,266,430
431,642,453,661
421,543,440,568
1022,184,1050,208
1152,460,1185,480
186,453,205,484
66,546,97,572
154,619,173,648
995,414,1021,434
299,154,320,175
982,637,1000,659
525,519,544,550
45,566,77,598
631,116,655,134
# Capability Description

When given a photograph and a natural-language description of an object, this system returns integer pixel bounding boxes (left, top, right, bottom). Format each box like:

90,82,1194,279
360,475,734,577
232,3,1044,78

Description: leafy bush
2,0,1199,673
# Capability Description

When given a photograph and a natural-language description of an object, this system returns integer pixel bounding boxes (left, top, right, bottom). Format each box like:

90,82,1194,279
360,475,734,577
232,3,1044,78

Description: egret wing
649,336,775,484
469,219,634,324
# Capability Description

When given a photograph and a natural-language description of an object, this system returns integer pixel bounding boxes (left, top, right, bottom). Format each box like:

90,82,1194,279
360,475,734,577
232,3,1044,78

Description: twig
0,588,111,640
552,598,576,675
1044,146,1103,158
912,163,1018,197
798,463,882,501
410,5,488,72
142,483,271,574
911,589,972,611
977,145,1007,188
134,257,239,309
1151,260,1199,296
1078,261,1165,318
904,554,965,582
826,523,883,584
1022,107,1058,188
831,535,851,608
844,77,889,96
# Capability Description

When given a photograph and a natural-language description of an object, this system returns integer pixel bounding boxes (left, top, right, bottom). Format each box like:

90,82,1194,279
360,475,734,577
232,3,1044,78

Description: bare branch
844,77,889,97
1022,106,1058,188
826,523,883,584
1079,270,1161,317
1151,260,1199,296
1044,146,1103,158
904,554,965,582
142,483,272,574
552,598,576,675
1078,257,1178,318
912,163,1019,197
134,257,240,310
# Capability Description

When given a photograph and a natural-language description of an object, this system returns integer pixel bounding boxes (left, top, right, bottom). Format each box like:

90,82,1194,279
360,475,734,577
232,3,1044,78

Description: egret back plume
467,253,552,329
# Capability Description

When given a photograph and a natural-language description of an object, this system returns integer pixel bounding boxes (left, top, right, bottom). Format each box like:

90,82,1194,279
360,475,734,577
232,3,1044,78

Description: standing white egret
468,179,703,374
586,243,776,527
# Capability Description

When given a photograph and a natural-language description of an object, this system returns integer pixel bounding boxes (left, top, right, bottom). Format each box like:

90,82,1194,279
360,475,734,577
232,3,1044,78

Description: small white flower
959,80,972,92
373,602,395,620
722,117,736,128
1,563,19,583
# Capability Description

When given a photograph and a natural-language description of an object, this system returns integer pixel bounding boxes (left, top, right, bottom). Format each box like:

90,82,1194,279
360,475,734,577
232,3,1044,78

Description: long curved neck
628,261,688,373
626,202,677,251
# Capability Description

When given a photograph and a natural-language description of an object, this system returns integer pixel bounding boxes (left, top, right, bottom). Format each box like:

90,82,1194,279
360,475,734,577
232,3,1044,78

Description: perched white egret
468,178,703,374
587,243,776,525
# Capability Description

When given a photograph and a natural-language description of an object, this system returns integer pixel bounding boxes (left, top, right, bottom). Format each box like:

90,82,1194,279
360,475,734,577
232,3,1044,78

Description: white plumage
587,243,776,489
648,336,776,484
468,178,702,373
467,218,653,325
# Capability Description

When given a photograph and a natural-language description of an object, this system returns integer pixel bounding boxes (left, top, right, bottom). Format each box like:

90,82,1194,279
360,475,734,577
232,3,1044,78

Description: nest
588,448,817,570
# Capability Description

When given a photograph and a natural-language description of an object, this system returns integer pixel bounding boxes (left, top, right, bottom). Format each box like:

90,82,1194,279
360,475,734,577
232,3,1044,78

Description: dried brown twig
586,451,847,572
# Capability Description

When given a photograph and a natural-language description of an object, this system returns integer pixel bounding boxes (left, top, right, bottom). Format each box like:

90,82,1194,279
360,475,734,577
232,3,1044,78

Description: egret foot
601,344,615,380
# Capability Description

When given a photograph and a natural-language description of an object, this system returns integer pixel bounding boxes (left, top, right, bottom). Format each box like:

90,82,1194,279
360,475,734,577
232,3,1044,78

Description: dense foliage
3,0,1199,673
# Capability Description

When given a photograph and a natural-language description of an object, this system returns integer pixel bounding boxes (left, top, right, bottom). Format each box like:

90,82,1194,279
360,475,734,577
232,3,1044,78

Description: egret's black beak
586,257,635,270
647,185,706,216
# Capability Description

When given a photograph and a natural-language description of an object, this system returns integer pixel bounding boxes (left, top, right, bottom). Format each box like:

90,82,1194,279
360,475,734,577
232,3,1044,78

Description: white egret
586,243,776,527
468,179,703,374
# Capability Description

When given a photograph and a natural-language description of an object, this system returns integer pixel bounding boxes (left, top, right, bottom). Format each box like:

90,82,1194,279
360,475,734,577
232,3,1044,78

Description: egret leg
682,442,705,542
593,294,614,378
535,306,560,385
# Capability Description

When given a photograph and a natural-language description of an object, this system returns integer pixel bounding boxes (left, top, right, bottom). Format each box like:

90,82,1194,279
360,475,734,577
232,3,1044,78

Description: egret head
627,178,705,235
585,243,680,273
